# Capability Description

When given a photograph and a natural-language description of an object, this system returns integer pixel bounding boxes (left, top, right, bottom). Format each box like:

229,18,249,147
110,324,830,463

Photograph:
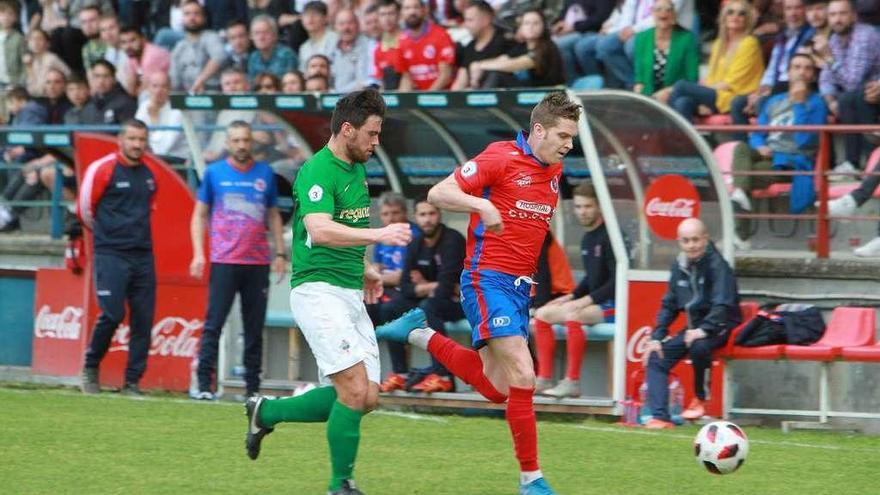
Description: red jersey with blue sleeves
453,131,563,276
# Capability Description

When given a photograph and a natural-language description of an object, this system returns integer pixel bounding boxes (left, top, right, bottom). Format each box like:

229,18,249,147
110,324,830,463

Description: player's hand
547,294,573,306
377,222,412,246
271,256,288,284
189,255,206,279
478,200,504,234
410,270,426,284
642,339,664,367
363,266,383,304
684,328,708,347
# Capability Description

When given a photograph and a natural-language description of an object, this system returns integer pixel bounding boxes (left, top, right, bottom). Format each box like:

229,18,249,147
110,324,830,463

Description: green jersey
290,146,371,290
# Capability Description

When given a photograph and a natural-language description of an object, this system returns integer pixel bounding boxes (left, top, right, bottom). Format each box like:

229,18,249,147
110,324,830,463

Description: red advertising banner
31,268,91,377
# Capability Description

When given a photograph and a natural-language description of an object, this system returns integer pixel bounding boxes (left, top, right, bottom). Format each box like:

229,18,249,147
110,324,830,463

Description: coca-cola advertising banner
626,280,724,418
643,175,701,240
32,268,89,377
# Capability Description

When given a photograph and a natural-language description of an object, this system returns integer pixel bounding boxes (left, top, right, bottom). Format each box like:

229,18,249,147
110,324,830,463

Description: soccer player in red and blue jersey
377,92,581,495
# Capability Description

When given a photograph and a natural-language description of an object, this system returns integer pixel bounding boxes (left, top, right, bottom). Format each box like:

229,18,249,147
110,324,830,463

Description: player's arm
189,201,210,279
428,173,503,233
451,66,469,90
399,72,413,91
428,63,454,90
382,268,402,286
304,213,410,247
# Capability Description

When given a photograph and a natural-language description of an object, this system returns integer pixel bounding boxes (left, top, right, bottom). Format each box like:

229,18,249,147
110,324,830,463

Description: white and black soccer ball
694,421,749,474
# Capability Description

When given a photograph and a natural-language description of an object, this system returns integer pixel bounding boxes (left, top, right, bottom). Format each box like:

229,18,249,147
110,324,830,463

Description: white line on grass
372,410,449,423
562,424,880,453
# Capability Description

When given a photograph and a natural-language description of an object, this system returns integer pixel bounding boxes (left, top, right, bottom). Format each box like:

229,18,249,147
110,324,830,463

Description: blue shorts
460,269,532,349
600,300,616,323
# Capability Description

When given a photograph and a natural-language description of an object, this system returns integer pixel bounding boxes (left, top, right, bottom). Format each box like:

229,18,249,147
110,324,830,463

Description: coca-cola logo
108,316,203,358
34,305,84,340
643,175,701,240
626,325,653,363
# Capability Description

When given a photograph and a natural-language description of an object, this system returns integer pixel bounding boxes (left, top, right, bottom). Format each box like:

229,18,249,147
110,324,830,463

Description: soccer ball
694,421,749,474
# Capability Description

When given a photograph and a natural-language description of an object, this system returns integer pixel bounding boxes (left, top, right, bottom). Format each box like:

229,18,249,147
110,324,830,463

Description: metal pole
50,161,64,239
816,131,830,258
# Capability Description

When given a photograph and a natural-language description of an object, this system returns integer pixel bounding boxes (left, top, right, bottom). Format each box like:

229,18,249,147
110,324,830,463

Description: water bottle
638,381,652,425
188,357,199,398
669,377,684,425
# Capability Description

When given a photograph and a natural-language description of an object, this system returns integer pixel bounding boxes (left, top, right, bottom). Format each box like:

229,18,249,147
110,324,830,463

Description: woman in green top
632,0,699,103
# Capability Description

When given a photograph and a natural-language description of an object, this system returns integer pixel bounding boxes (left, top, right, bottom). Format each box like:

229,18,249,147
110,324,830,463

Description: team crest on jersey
308,184,323,202
423,44,436,58
254,178,266,192
514,175,531,187
550,177,559,193
461,161,478,177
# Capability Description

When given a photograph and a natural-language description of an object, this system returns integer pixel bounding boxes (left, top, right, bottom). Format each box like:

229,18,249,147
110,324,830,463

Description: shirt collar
226,156,255,171
515,130,548,167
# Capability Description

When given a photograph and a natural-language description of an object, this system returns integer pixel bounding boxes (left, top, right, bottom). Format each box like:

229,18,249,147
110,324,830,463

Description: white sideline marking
373,410,449,423
562,424,880,453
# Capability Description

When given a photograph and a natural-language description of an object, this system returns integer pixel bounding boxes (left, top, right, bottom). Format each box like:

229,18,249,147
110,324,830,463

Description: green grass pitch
1,386,876,494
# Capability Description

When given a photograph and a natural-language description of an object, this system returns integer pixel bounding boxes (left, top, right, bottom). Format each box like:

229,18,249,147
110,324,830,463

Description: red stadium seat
840,343,880,362
784,307,876,361
728,344,785,359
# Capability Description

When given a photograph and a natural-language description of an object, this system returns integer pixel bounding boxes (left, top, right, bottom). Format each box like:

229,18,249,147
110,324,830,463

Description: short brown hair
330,88,387,135
572,182,597,201
530,91,581,131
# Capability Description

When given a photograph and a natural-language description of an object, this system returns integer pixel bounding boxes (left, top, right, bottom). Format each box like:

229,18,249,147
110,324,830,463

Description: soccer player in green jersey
243,89,412,495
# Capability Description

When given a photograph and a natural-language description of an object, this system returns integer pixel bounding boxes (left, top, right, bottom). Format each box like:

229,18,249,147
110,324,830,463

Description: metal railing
696,124,880,258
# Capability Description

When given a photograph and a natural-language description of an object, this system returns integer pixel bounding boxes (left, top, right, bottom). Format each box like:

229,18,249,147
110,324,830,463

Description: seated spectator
728,53,827,248
451,1,513,90
281,70,305,92
79,60,138,126
819,0,880,174
798,0,831,69
305,73,330,91
752,0,785,56
202,69,255,162
595,0,696,89
668,1,764,123
379,197,465,393
329,8,374,92
855,0,880,28
135,72,187,163
534,184,615,398
37,68,72,124
730,0,813,142
248,15,299,81
304,53,332,85
552,0,615,84
248,0,299,48
469,9,565,88
0,2,25,90
99,14,131,90
0,86,49,233
642,218,742,429
223,20,251,73
169,1,227,93
398,0,456,90
361,3,382,40
373,0,403,89
80,6,107,72
120,25,171,99
298,1,339,73
63,76,90,124
532,232,576,311
152,0,186,52
24,28,71,97
633,0,699,101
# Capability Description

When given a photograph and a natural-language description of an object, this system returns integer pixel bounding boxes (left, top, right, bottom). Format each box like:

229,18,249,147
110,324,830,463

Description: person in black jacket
551,0,616,83
378,197,466,393
642,218,742,428
533,183,616,398
77,60,138,127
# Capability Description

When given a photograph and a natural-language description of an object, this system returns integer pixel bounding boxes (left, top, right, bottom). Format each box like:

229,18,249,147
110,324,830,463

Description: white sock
520,470,543,485
407,327,435,349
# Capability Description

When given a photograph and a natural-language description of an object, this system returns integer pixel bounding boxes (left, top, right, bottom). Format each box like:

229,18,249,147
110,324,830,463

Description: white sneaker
535,378,555,394
730,187,752,212
828,194,858,217
0,205,10,229
543,378,581,398
854,237,880,257
831,161,858,182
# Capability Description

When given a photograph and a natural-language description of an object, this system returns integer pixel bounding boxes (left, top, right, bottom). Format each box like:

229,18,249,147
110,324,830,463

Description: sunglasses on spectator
725,8,748,17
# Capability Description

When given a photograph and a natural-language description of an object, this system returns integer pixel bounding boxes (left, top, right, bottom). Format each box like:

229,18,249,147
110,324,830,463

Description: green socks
258,386,338,427
326,400,364,492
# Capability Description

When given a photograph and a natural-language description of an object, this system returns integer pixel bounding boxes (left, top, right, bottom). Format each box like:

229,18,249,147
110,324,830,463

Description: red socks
565,321,586,380
506,386,539,472
427,333,507,403
534,319,555,380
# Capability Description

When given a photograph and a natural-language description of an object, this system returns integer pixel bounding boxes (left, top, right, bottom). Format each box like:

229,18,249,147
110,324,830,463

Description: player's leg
410,296,464,392
532,303,567,391
196,263,238,396
239,264,270,397
645,332,688,428
327,362,373,494
122,254,157,392
82,253,130,393
682,334,727,420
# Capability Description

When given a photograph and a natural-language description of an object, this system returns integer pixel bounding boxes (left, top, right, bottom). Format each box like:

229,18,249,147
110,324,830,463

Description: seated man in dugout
641,218,742,429
533,183,617,398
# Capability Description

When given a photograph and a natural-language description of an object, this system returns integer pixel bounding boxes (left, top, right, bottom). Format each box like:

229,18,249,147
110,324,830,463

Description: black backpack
735,303,826,347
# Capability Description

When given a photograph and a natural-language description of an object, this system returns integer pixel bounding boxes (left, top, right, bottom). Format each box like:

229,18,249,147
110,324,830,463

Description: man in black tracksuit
77,120,156,396
379,198,465,393
643,218,742,428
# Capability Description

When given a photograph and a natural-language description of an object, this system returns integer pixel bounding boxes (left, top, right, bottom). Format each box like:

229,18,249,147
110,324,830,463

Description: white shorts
289,282,380,385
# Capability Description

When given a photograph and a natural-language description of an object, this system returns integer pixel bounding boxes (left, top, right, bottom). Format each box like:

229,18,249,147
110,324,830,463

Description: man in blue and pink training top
377,92,582,495
189,120,287,400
